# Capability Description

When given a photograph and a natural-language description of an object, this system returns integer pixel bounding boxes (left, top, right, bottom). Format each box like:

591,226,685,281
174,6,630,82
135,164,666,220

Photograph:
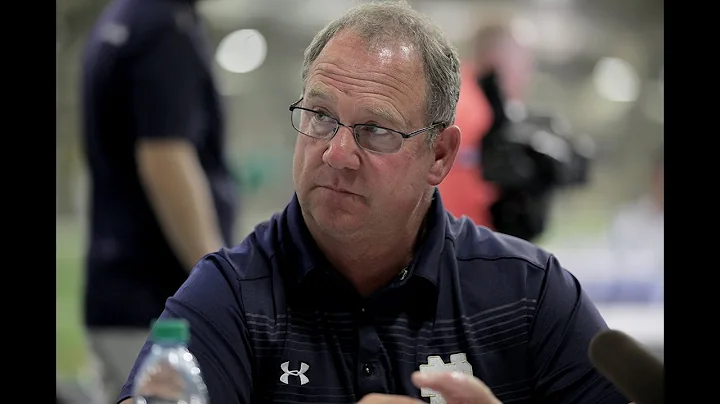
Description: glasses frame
289,98,447,154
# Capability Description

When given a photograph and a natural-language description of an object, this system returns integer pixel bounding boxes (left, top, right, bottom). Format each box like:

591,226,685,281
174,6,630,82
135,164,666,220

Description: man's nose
322,126,361,170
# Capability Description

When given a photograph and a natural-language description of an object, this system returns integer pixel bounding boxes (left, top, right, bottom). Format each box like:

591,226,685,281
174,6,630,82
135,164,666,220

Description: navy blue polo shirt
119,191,628,403
81,0,237,328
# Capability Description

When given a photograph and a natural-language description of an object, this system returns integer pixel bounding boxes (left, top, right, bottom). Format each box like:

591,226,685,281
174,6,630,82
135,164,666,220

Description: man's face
292,31,459,238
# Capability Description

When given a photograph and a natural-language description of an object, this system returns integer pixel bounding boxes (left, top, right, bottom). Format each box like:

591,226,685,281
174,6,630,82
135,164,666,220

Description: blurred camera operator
438,17,534,231
439,17,592,242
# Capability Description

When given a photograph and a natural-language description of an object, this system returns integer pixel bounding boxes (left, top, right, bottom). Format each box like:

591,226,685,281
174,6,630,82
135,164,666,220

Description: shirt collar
281,193,327,282
403,188,446,291
282,188,448,292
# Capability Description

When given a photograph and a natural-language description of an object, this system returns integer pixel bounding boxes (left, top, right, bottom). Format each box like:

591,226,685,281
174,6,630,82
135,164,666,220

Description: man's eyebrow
306,87,337,103
306,86,408,130
364,105,408,131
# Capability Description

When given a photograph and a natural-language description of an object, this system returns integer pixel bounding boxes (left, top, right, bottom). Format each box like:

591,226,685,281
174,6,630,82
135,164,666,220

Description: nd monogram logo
280,361,310,385
419,353,473,404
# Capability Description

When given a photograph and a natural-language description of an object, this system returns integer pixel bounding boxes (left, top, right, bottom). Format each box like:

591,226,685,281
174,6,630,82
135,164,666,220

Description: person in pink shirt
438,20,535,228
437,62,497,227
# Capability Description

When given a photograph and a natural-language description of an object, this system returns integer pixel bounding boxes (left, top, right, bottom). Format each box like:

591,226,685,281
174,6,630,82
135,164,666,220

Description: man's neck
305,202,431,297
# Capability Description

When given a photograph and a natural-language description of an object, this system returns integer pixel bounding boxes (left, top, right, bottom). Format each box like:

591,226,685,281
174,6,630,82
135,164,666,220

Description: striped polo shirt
119,190,628,404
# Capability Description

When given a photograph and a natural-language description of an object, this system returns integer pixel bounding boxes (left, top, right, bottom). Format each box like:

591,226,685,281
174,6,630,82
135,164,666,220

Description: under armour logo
280,361,310,385
419,353,473,404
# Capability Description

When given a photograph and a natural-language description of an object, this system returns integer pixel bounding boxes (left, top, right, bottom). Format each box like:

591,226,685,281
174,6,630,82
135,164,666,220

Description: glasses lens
291,108,336,139
355,125,403,153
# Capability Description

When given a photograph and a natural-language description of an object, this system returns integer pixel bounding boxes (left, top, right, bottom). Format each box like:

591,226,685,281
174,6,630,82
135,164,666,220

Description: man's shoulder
445,213,551,272
85,0,185,57
94,0,178,29
205,213,286,281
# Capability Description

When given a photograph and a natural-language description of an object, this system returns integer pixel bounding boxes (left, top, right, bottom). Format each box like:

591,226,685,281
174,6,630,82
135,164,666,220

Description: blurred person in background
440,17,593,243
80,0,238,400
435,27,497,228
602,146,664,302
438,17,535,232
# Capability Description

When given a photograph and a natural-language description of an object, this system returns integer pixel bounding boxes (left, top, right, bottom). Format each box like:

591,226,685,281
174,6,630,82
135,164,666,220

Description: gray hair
301,0,461,144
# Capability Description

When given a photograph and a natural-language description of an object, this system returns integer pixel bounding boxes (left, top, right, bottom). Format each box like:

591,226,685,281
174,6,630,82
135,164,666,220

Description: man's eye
361,125,390,136
314,112,333,122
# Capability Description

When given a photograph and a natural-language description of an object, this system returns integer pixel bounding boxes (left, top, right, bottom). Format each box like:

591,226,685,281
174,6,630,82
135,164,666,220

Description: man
118,2,627,403
81,0,237,400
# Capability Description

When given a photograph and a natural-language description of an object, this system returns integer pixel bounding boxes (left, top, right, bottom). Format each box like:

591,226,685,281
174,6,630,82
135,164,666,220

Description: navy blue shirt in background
81,0,237,329
119,191,628,404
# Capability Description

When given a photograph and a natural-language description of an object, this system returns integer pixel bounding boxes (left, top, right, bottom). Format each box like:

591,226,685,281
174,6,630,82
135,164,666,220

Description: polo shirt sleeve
527,255,630,404
128,22,201,140
116,254,253,404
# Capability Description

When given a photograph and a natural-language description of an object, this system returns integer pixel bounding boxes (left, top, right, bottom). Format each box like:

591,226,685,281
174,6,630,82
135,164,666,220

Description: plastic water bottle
133,318,209,404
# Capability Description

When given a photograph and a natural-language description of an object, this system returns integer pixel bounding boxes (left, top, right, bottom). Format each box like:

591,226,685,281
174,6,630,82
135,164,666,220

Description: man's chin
313,208,368,237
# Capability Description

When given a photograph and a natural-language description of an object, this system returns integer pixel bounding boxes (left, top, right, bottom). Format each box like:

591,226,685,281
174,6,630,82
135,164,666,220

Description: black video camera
478,71,594,241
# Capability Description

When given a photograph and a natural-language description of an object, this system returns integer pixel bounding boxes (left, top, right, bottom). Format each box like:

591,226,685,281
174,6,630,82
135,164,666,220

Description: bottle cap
150,318,189,344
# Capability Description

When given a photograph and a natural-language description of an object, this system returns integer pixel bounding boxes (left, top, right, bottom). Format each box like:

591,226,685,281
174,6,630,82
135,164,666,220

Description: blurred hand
412,371,502,404
357,393,425,404
357,371,501,404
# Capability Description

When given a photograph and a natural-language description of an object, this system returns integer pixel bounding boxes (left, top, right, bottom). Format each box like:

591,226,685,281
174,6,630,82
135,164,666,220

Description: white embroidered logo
419,353,473,404
280,361,310,385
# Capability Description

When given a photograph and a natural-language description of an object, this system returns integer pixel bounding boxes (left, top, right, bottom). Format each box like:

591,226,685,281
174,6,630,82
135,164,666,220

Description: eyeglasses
289,98,446,154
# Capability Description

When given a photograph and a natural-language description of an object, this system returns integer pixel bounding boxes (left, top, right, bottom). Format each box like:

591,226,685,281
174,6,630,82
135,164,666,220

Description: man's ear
427,125,461,186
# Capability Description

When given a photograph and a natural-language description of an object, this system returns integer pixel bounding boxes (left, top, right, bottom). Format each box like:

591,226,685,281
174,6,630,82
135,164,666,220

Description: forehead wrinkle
309,83,408,130
369,71,424,128
314,61,423,106
306,62,423,129
307,85,407,129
